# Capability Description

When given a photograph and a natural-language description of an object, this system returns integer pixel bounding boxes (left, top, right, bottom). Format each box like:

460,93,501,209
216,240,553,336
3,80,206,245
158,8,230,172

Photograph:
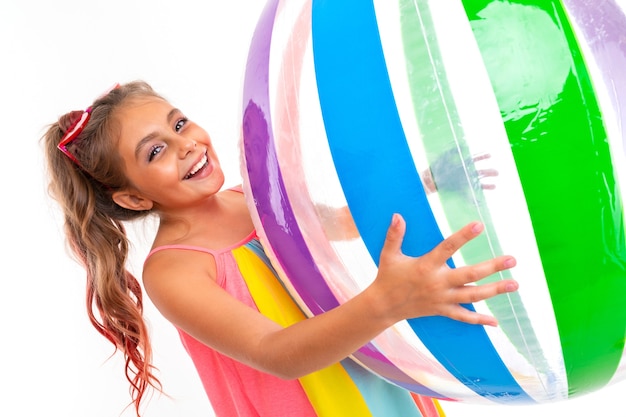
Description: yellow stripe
233,246,373,417
433,399,445,417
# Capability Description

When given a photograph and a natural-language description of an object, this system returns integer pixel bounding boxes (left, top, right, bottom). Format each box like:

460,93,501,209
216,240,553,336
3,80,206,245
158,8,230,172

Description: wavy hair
42,81,164,416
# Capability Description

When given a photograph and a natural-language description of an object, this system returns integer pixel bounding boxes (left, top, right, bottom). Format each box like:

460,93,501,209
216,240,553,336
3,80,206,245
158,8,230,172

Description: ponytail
42,81,164,416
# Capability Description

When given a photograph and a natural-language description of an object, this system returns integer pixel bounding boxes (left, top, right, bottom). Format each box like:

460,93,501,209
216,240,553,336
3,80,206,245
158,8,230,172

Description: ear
112,189,154,211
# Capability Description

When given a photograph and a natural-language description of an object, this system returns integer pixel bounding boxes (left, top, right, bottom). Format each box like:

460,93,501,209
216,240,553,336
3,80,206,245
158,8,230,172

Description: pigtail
42,82,163,416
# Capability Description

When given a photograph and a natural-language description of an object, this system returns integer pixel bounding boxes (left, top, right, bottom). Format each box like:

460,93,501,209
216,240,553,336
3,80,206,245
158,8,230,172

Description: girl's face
112,96,225,213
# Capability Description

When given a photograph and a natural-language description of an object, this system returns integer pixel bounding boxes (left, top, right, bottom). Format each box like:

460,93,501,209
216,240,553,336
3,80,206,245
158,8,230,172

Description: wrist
359,281,402,329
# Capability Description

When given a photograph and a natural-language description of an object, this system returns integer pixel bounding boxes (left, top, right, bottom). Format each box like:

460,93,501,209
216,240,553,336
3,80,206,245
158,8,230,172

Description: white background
1,0,624,416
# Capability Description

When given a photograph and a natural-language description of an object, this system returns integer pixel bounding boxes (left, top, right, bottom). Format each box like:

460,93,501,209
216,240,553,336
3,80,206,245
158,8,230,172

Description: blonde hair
42,81,164,416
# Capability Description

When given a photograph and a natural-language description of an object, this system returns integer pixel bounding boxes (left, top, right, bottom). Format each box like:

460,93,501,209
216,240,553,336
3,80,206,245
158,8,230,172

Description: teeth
186,154,208,179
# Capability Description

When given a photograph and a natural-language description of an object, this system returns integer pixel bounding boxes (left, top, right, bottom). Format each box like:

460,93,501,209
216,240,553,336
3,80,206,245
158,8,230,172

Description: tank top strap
228,184,243,193
144,230,258,263
145,244,218,260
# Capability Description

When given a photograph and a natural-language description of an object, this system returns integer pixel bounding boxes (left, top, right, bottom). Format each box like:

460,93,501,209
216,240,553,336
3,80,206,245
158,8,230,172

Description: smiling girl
43,81,518,417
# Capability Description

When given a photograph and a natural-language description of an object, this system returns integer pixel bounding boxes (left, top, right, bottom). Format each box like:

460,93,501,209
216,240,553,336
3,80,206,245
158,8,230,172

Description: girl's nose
178,137,197,157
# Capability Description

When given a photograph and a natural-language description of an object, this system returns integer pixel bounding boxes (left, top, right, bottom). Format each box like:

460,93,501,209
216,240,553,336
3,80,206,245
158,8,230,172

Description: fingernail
504,257,516,268
471,222,484,234
505,282,518,292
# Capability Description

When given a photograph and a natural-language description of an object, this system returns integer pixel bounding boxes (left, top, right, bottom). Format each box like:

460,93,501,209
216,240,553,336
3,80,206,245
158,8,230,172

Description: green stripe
398,0,551,382
463,0,626,395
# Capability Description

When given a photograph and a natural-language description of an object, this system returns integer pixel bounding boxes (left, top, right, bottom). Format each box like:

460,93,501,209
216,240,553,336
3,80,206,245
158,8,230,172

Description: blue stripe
245,238,277,272
340,358,424,417
311,0,531,402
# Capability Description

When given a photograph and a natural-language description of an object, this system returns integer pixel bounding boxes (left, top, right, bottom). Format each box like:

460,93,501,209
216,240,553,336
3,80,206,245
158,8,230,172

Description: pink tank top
146,231,318,417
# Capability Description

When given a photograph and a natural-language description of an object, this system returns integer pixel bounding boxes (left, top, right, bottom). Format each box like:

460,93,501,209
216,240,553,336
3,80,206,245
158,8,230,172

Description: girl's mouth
184,153,209,180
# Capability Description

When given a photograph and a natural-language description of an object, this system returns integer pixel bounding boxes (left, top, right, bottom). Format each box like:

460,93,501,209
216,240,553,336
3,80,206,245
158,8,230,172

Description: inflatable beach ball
240,0,626,405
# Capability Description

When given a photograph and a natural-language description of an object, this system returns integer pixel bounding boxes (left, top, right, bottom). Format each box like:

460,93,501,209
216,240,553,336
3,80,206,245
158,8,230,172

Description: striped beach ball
240,0,626,405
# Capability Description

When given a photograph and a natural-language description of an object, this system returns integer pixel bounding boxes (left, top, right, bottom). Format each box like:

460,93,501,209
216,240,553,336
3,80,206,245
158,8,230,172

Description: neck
153,189,253,249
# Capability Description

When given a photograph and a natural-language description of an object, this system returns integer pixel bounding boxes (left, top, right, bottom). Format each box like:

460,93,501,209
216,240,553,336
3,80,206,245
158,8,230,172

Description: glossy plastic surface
241,0,626,405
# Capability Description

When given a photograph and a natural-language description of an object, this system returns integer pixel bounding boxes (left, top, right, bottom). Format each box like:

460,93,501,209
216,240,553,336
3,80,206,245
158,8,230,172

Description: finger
477,168,499,179
472,152,491,163
450,255,517,287
480,183,496,190
452,278,519,306
472,152,491,162
427,222,484,265
379,213,406,259
442,304,499,327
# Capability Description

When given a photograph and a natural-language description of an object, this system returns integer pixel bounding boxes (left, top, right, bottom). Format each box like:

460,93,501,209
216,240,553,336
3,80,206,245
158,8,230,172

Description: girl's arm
143,215,517,379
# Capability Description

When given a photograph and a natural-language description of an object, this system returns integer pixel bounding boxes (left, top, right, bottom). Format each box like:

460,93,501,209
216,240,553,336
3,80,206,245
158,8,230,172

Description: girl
43,81,518,417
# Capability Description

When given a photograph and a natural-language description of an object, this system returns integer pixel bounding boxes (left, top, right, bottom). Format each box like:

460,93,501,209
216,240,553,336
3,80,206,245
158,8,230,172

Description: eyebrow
134,107,181,160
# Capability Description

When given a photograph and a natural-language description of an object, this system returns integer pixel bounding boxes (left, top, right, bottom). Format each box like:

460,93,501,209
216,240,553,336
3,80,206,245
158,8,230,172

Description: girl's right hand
371,214,518,327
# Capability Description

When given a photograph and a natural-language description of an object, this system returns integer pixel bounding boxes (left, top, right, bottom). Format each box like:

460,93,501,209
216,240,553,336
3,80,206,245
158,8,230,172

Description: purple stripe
242,0,337,315
563,0,626,149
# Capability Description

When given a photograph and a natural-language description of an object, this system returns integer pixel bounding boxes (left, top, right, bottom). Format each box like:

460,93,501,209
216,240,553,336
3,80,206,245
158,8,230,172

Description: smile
184,153,209,180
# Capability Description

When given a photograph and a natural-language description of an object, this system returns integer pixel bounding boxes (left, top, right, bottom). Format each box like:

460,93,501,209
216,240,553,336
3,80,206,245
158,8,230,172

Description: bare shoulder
143,248,216,286
142,248,217,321
141,242,281,363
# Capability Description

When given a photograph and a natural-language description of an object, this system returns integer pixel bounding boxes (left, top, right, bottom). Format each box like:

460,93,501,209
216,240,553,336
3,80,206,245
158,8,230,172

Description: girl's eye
148,145,164,162
175,118,188,132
